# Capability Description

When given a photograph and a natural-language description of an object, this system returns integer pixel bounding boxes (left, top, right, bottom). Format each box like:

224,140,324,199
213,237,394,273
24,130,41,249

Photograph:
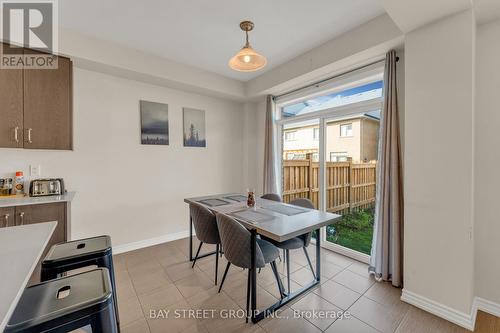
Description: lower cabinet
0,202,67,285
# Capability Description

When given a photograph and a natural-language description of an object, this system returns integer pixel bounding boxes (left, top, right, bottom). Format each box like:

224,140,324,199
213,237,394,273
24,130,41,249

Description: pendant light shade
229,21,267,72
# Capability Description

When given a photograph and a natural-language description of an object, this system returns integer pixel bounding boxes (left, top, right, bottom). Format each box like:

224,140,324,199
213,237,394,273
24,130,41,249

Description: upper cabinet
0,44,23,148
0,44,73,150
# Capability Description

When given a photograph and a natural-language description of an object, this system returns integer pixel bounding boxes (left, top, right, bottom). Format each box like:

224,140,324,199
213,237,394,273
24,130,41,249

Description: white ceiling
474,0,500,24
59,0,384,82
383,0,472,33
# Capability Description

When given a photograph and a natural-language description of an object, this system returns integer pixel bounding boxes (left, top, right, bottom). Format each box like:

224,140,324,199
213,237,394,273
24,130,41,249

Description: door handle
14,127,19,143
27,128,33,144
3,214,9,227
19,212,24,225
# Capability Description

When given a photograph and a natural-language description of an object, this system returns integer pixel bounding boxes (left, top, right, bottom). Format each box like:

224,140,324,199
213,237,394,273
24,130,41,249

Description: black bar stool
5,268,118,333
41,235,120,330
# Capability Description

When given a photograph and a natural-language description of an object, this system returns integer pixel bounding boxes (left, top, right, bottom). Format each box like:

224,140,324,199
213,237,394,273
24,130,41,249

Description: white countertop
0,192,75,208
0,221,57,331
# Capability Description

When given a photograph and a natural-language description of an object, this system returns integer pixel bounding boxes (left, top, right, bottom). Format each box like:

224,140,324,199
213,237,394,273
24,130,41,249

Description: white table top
185,193,341,242
0,221,57,331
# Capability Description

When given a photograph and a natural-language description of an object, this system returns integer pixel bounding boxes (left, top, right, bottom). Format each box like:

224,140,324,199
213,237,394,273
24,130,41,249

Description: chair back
261,193,281,202
216,213,265,269
289,198,315,209
289,198,315,246
189,203,220,244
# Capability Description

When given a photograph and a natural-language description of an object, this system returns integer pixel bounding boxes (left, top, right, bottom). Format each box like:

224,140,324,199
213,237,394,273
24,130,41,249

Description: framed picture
140,100,169,145
183,107,206,147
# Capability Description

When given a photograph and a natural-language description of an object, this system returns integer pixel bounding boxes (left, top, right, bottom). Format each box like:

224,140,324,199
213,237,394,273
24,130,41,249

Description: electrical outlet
29,165,41,177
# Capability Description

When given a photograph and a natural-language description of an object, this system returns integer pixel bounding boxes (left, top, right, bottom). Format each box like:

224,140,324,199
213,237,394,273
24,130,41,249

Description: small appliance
29,178,65,197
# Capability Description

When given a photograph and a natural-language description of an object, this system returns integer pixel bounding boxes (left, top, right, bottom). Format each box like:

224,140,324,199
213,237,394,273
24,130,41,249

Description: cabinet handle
27,128,33,143
3,214,9,227
19,212,24,225
14,127,19,143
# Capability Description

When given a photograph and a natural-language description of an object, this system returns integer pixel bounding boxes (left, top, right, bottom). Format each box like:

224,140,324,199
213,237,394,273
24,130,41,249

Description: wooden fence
282,154,377,213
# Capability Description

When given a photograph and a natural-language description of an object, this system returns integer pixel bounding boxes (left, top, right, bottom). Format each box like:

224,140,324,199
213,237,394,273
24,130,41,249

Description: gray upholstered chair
262,198,316,295
260,193,282,202
189,203,221,285
216,213,285,322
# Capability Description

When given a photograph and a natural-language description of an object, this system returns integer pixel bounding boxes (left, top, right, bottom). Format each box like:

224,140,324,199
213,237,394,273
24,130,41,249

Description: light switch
30,165,41,177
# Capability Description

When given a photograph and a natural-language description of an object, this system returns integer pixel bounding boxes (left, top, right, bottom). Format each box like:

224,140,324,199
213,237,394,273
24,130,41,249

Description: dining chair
216,213,285,322
260,193,282,202
262,197,316,295
189,203,221,285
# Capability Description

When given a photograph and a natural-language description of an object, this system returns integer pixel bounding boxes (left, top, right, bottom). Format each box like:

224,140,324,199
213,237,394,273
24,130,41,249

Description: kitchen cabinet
0,44,23,148
0,43,73,150
0,207,15,228
0,202,68,285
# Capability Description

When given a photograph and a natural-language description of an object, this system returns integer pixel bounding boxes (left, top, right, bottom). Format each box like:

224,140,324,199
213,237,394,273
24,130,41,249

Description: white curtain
263,95,280,195
369,50,404,287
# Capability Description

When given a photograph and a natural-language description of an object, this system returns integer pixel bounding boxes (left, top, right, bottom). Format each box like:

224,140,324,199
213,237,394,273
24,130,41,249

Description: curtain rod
273,57,398,101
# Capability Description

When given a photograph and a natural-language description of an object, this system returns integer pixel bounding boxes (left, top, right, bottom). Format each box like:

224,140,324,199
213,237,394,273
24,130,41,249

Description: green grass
326,208,374,255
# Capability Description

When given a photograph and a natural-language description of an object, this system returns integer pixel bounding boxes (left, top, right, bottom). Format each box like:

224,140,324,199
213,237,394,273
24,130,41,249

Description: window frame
339,123,353,138
284,130,297,141
313,127,319,140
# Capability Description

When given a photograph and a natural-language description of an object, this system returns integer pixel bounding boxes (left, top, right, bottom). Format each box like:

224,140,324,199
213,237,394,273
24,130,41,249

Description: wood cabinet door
23,53,72,150
0,43,24,148
15,203,67,284
0,207,15,228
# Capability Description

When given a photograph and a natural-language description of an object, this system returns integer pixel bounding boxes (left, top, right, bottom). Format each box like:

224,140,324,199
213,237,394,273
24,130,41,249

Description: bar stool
41,235,119,329
5,268,118,333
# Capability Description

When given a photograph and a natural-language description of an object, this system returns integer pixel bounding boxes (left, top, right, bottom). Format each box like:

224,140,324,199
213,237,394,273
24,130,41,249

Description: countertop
0,221,57,331
0,191,76,208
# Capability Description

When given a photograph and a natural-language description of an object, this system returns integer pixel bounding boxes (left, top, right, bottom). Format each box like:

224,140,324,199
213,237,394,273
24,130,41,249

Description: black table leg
250,228,322,324
316,228,321,282
250,229,257,323
189,215,193,261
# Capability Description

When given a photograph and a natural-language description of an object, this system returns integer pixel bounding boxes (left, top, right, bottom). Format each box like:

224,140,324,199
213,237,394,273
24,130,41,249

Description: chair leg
246,268,251,323
270,261,285,299
215,244,219,285
218,262,231,293
286,249,291,295
258,268,261,274
303,247,316,279
192,242,203,268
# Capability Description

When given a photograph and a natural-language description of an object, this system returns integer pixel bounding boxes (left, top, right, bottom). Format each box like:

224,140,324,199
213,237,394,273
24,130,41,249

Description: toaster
29,178,65,197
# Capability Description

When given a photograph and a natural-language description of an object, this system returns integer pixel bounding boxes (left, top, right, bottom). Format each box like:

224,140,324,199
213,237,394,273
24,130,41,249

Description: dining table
184,193,341,323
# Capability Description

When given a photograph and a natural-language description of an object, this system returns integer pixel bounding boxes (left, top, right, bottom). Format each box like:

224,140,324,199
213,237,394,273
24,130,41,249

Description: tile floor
112,237,489,333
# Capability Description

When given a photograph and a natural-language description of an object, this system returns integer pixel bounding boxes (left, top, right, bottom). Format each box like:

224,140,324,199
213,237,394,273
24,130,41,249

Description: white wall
243,99,266,195
474,19,500,304
404,10,475,314
0,67,245,249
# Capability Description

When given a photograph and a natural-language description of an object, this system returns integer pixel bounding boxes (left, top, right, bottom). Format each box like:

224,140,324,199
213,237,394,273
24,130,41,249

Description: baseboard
473,297,500,319
401,289,475,330
112,230,191,254
401,289,500,331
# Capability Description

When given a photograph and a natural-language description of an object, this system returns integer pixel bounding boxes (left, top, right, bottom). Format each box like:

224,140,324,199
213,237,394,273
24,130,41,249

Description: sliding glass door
281,119,320,208
322,111,380,262
277,77,383,262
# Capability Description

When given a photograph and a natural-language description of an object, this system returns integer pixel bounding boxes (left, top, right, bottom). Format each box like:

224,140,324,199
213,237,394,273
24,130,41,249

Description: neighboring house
283,113,380,162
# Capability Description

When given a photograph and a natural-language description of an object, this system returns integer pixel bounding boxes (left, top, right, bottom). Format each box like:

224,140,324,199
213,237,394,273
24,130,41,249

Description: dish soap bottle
14,171,24,195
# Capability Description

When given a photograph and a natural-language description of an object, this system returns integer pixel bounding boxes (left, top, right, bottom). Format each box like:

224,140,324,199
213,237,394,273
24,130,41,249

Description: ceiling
474,0,500,24
59,0,384,82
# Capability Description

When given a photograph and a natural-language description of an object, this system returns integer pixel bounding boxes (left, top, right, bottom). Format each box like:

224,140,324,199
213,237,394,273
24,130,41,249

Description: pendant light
228,21,267,72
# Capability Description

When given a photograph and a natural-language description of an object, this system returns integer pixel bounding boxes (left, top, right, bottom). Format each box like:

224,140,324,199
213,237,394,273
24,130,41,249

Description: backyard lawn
326,208,374,255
